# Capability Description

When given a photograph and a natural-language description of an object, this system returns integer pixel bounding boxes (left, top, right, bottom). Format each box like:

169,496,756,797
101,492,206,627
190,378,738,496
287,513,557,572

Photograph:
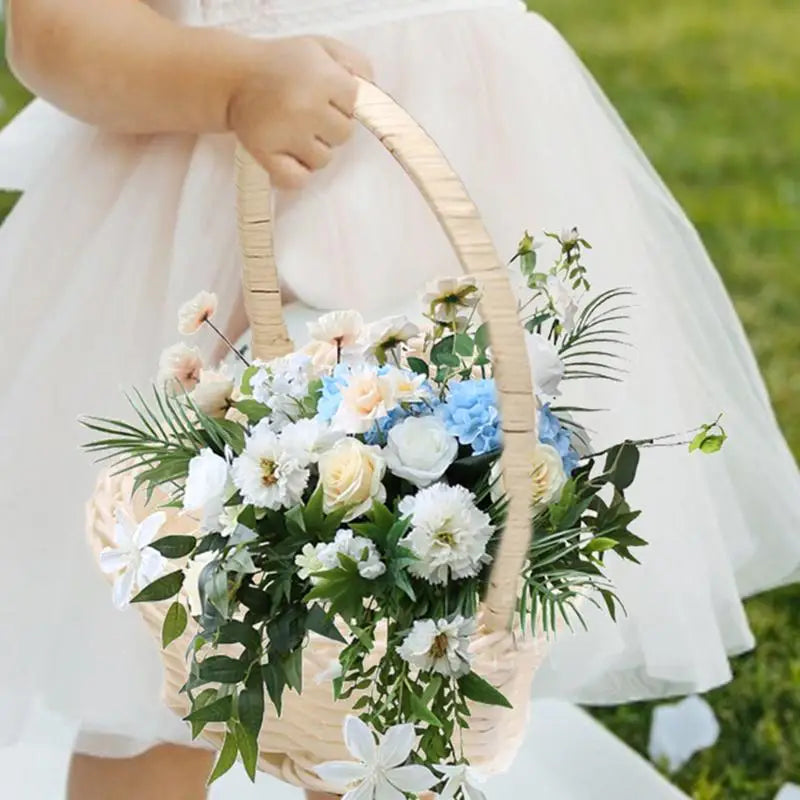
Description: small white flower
295,542,327,582
157,342,203,394
232,426,309,510
250,353,315,429
384,416,458,488
177,290,218,335
560,226,580,248
531,443,568,510
308,310,365,361
315,716,437,800
398,616,476,678
423,276,481,322
280,417,343,467
526,332,564,399
546,275,579,333
363,315,420,358
378,365,431,406
191,368,234,418
319,529,386,580
318,438,387,522
99,511,167,609
400,484,493,585
435,762,488,800
183,448,231,530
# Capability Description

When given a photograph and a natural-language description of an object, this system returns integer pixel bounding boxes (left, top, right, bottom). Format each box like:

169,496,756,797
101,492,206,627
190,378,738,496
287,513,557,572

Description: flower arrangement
83,229,725,798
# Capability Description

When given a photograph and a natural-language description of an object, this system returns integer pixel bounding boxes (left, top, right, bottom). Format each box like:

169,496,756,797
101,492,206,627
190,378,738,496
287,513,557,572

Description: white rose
183,449,230,529
531,443,568,510
526,333,564,399
384,416,458,488
318,438,387,521
191,369,235,418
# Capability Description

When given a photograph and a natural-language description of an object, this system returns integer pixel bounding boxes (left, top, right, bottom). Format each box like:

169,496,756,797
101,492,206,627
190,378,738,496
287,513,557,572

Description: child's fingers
265,153,312,191
296,137,333,172
320,105,355,146
317,36,374,81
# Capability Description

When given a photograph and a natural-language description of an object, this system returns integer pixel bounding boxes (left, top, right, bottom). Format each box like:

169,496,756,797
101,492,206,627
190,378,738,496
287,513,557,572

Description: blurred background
0,1,797,798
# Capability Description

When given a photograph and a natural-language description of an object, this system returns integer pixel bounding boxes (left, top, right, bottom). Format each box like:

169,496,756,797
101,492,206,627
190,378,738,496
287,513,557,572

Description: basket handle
235,78,536,632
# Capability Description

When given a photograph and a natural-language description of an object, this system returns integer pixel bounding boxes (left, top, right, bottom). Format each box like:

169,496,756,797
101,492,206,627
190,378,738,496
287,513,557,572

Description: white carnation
232,426,309,510
397,616,476,677
399,484,493,584
384,416,457,488
280,418,343,467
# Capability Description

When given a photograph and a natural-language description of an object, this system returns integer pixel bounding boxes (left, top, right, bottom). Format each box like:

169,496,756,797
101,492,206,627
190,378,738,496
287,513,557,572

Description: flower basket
86,80,546,791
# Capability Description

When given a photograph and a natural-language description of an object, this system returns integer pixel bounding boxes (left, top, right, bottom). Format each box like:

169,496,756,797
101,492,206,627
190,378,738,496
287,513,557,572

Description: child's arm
6,0,372,188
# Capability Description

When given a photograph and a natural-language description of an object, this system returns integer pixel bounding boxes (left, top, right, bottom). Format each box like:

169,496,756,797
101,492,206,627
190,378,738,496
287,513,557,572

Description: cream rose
332,368,395,434
318,438,387,521
384,416,458,488
531,443,568,510
191,369,235,418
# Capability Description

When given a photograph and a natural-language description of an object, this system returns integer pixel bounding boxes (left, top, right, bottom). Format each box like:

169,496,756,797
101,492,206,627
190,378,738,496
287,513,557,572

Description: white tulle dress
0,0,798,762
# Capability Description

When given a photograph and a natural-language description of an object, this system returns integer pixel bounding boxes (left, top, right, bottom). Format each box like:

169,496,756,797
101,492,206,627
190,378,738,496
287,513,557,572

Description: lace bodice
150,0,521,35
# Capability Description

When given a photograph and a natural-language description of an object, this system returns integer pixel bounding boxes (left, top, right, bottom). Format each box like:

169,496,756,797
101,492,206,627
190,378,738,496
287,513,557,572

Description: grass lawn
532,1,800,797
2,3,799,797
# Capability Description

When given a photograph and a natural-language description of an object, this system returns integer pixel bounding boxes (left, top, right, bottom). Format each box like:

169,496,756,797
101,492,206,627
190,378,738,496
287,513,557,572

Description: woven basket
87,79,549,793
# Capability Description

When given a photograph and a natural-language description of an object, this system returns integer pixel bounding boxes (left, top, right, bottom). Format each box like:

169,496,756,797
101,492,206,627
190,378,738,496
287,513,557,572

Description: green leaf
238,585,270,615
699,434,727,454
282,648,303,694
688,429,709,453
262,662,286,716
238,673,265,739
302,485,325,530
454,333,475,357
458,672,513,709
407,357,430,377
217,620,262,651
234,720,258,781
188,688,218,738
131,570,185,603
430,337,461,368
583,536,619,554
240,365,260,396
602,442,640,491
184,695,233,725
306,604,346,643
234,399,270,424
150,535,197,559
208,731,238,784
162,602,188,648
475,323,491,352
409,689,443,727
198,655,247,684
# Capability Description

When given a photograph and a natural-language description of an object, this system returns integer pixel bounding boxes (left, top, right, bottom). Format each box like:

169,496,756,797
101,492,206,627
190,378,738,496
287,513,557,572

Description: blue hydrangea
439,379,501,455
316,363,350,422
539,404,579,475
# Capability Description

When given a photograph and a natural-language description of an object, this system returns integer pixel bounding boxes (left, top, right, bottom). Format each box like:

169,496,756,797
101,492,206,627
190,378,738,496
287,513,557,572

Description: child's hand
229,36,373,190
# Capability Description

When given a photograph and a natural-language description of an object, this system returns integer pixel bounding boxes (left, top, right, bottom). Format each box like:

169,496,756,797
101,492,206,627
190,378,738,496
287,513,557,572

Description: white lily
435,763,488,800
315,716,437,800
99,511,167,609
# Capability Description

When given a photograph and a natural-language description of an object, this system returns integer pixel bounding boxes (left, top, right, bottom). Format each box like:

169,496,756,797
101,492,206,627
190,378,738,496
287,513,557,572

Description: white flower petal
374,776,405,800
344,715,377,765
386,764,438,793
378,723,415,769
465,783,489,800
137,547,166,586
439,776,460,800
314,761,370,789
135,511,167,547
112,569,135,609
343,775,377,800
648,695,720,773
99,548,129,575
113,514,135,548
775,785,800,800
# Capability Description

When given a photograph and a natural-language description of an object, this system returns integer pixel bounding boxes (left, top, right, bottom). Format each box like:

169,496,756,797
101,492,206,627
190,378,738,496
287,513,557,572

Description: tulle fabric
0,5,798,755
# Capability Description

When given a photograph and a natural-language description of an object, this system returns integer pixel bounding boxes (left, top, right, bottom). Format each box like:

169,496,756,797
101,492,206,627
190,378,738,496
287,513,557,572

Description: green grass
532,1,800,796
2,3,799,796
